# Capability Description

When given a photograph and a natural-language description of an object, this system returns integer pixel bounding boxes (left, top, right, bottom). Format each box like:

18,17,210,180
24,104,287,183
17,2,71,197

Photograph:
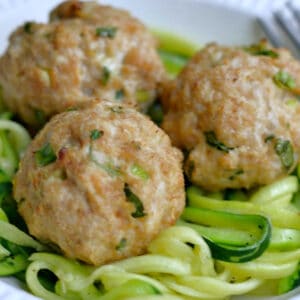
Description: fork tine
274,7,300,51
257,17,284,48
287,1,300,24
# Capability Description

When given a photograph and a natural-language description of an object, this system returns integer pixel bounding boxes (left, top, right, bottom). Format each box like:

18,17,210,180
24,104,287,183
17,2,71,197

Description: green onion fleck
100,162,122,177
115,89,125,100
110,106,123,113
286,99,299,108
124,183,146,218
228,169,244,181
35,143,57,167
130,164,149,180
115,238,127,251
136,90,151,103
102,67,110,85
275,138,294,169
96,27,118,38
90,129,103,140
66,107,78,112
204,131,234,153
24,22,33,34
244,43,279,58
273,70,296,90
264,134,275,143
34,109,46,127
147,101,164,125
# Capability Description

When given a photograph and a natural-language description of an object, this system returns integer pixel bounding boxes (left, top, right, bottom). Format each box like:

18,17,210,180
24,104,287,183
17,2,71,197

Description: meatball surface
14,100,184,266
0,1,165,127
161,43,300,191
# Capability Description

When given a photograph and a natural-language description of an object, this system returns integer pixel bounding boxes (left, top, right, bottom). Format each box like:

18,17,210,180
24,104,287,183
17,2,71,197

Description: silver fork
258,0,300,57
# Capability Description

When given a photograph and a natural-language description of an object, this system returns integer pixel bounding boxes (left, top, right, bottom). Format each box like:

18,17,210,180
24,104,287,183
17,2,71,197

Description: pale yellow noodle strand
149,226,215,276
148,237,195,263
157,275,220,299
219,260,298,279
261,207,300,230
269,193,293,207
97,270,170,293
256,249,300,264
175,275,262,297
249,176,298,203
111,254,191,275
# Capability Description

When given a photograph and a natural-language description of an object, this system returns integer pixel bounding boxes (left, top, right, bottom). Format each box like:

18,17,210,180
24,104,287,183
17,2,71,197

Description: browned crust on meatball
0,1,165,128
161,43,300,191
14,99,184,265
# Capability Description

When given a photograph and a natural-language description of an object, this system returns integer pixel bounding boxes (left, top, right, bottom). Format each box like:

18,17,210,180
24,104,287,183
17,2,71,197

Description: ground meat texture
0,2,165,128
13,99,184,266
161,43,300,191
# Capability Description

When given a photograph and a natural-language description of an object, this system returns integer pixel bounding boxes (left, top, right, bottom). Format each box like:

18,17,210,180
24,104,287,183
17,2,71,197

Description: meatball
161,42,300,191
13,99,184,265
0,1,165,128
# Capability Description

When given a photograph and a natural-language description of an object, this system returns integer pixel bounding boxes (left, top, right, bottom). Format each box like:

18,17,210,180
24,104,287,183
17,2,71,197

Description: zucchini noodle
0,31,298,300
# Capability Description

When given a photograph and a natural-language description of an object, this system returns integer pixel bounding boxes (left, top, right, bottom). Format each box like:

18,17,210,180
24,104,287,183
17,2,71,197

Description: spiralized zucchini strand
0,220,46,251
250,176,298,203
0,119,30,157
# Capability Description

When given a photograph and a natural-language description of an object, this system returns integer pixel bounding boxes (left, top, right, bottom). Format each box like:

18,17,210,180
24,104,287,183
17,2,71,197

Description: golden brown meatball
13,99,184,266
0,1,165,128
161,42,300,191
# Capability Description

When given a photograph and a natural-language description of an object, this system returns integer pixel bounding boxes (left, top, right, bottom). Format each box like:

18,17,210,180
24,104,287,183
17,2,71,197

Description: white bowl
0,0,298,299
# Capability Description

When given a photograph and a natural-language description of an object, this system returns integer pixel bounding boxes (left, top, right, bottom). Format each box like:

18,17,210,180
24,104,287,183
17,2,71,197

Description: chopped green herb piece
95,27,118,38
100,162,121,177
147,101,164,125
24,22,33,34
273,70,296,90
229,169,244,180
110,106,123,113
286,98,298,108
244,44,279,58
102,67,110,85
204,131,234,153
66,107,78,112
124,183,146,218
34,109,46,127
35,143,57,167
130,164,149,180
115,238,127,251
90,129,103,140
136,90,151,103
275,139,294,169
115,89,125,100
265,134,275,143
52,169,67,180
90,155,122,177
